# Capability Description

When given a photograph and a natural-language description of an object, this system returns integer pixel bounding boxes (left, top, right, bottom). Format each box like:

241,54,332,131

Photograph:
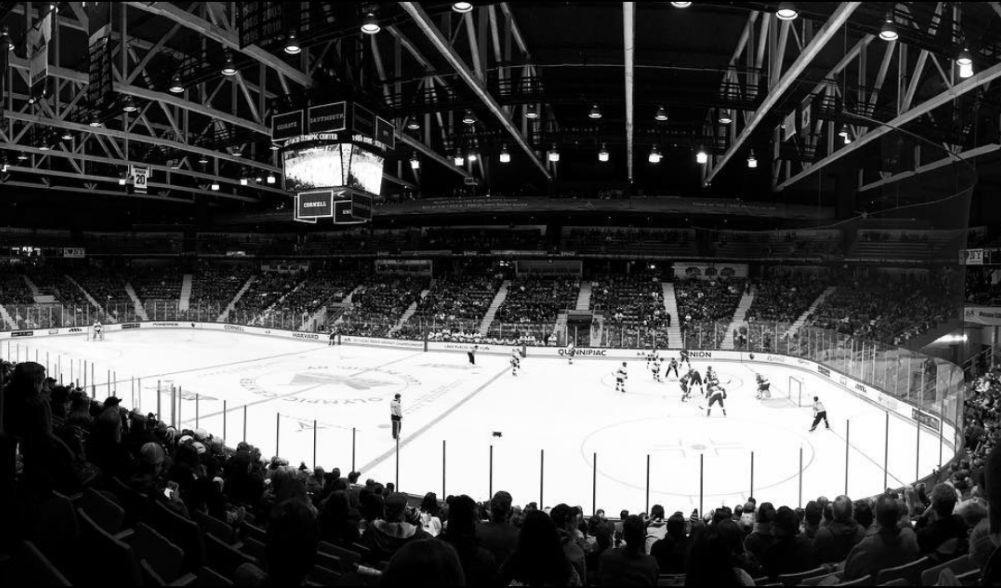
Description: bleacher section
567,228,696,257
675,278,746,349
486,277,579,343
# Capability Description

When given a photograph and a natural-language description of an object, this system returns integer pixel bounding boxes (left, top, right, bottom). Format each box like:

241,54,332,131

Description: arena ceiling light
406,118,421,131
210,182,220,191
118,172,127,186
838,123,849,138
598,143,610,162
61,130,73,141
462,109,476,124
719,109,732,124
747,149,757,168
452,2,473,13
879,15,898,41
467,148,478,162
525,104,539,119
269,143,281,151
0,26,12,51
221,53,238,76
122,95,138,113
654,105,669,121
547,145,560,162
38,144,49,151
453,150,465,166
671,2,692,7
239,177,248,186
17,151,27,160
589,104,603,119
776,2,798,21
198,154,209,165
266,174,277,184
410,153,420,169
285,30,302,53
1,157,7,173
89,113,102,127
168,73,184,94
648,145,662,163
696,148,708,164
360,13,381,35
958,48,974,78
499,145,511,163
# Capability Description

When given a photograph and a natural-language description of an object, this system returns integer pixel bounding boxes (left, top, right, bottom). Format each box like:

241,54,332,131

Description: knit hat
191,441,206,455
140,442,166,465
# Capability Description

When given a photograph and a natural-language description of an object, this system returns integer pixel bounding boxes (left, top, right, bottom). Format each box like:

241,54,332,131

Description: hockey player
646,347,659,370
92,321,103,341
809,396,830,431
755,374,771,400
666,356,680,380
510,348,521,377
680,371,692,402
566,342,576,366
702,381,727,417
615,362,628,393
705,366,719,387
467,345,479,365
679,349,691,370
651,356,662,382
689,367,704,396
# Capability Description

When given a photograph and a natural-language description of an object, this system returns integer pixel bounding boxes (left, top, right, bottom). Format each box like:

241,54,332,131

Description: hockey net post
787,375,804,407
87,326,105,341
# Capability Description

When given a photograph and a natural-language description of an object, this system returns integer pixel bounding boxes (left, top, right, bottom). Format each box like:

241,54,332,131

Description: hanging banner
86,3,114,110
28,44,48,102
130,165,150,194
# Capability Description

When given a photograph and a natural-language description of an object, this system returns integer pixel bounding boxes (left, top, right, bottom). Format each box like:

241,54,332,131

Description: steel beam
858,143,1000,192
705,2,861,184
400,2,550,180
624,2,635,183
777,60,1001,190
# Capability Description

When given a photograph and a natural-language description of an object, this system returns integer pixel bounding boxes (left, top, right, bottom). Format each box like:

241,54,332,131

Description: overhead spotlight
462,109,476,124
221,53,238,76
256,176,263,183
525,104,539,119
1,158,7,173
958,48,974,78
467,148,478,162
285,30,302,54
168,72,184,93
648,145,662,164
122,95,137,113
838,123,849,138
776,2,798,21
61,130,73,141
118,172,127,186
0,26,12,52
598,143,610,162
38,144,49,152
17,151,27,161
843,132,852,145
89,114,102,127
499,144,511,163
696,148,708,164
210,182,220,191
879,16,898,41
719,109,732,124
452,2,473,13
406,118,421,131
747,150,757,168
266,174,276,184
198,154,209,165
671,2,692,7
548,145,559,162
239,177,249,186
654,105,669,121
269,143,281,151
453,153,465,166
589,104,602,119
410,153,420,169
360,13,380,35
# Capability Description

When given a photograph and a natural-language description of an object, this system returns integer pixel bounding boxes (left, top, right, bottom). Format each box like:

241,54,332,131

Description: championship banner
130,165,150,194
86,3,113,110
28,44,48,102
272,110,304,141
962,249,984,265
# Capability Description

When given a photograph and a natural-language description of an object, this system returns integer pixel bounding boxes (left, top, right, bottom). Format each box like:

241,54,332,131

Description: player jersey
652,359,661,371
813,400,826,414
616,366,627,380
669,358,678,367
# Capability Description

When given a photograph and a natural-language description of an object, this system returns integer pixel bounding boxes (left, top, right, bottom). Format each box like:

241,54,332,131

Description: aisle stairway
576,281,592,311
389,288,430,336
721,288,755,350
785,286,836,338
0,304,17,330
65,275,105,316
22,274,41,297
217,275,256,322
124,283,150,321
660,282,683,349
179,274,193,311
478,280,510,336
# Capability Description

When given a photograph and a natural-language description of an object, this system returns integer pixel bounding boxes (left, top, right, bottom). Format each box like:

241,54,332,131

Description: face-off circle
242,365,410,405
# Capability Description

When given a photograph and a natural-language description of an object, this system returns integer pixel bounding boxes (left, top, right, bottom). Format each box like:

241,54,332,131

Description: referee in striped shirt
391,394,403,439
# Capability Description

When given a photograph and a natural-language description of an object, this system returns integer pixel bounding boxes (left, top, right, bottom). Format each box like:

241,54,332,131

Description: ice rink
3,329,953,514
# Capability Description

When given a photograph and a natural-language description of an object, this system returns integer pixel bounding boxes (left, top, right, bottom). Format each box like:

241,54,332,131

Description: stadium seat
657,573,686,586
167,566,234,587
801,572,842,585
308,564,343,585
193,510,236,544
151,501,207,573
110,476,152,525
3,540,72,587
836,575,872,586
920,555,977,586
239,536,268,563
77,509,144,585
204,532,257,579
25,491,79,576
778,566,830,585
124,522,187,585
318,541,362,568
955,569,982,586
241,521,267,544
80,486,126,535
873,556,930,585
879,579,908,587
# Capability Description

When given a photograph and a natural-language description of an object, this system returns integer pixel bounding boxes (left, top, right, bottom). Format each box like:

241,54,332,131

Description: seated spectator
812,495,865,564
260,498,320,586
418,491,443,537
843,495,920,580
499,510,581,586
743,502,776,565
762,506,815,580
645,504,668,554
476,490,520,567
318,489,361,546
650,511,689,574
439,494,497,586
551,503,588,582
914,483,967,555
361,492,432,564
685,524,756,586
381,538,466,586
597,514,659,586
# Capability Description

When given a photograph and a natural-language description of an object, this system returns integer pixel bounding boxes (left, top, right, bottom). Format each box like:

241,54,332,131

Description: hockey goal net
785,375,804,407
87,326,105,341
